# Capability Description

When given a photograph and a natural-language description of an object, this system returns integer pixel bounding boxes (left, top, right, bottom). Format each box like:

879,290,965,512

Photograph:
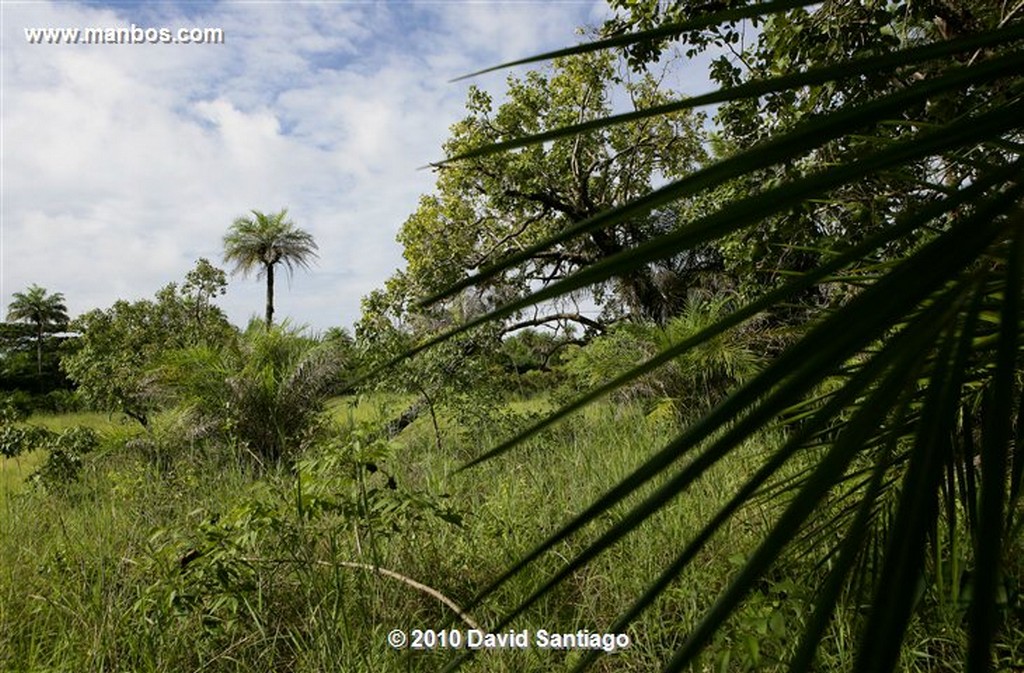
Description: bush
160,324,345,467
27,426,100,491
0,424,53,459
42,389,84,414
0,390,34,419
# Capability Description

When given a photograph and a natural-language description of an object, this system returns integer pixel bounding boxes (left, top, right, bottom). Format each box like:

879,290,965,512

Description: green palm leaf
419,3,1024,670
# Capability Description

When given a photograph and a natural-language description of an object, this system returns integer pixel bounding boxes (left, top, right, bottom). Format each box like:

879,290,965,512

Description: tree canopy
62,261,235,426
397,51,709,334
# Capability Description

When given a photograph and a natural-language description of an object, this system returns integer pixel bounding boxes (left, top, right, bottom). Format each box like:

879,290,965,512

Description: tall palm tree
222,209,318,327
6,284,68,378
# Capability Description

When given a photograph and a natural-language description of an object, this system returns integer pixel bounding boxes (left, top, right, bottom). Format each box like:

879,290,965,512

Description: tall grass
0,397,1012,671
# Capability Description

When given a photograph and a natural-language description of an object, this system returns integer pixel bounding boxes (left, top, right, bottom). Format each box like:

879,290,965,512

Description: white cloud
1,0,609,331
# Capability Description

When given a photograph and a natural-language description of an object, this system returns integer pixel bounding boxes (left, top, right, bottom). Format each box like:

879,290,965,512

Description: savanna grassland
2,391,1021,672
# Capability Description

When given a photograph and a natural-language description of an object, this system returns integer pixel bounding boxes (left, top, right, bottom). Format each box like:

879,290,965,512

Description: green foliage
0,423,50,459
160,323,344,466
7,284,68,330
3,396,1021,671
0,389,84,417
497,329,574,396
223,209,318,327
27,426,99,492
0,422,100,488
320,326,364,392
398,50,709,330
416,2,1024,671
0,390,34,420
562,294,761,418
4,284,70,390
61,260,235,426
36,389,84,414
294,428,463,532
129,427,462,663
356,272,513,448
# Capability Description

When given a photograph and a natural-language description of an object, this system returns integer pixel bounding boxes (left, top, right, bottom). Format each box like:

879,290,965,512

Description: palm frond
416,4,1024,671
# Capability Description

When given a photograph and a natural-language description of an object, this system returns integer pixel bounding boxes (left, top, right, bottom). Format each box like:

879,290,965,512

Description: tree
223,209,318,327
6,284,68,380
603,0,1007,309
160,322,344,466
398,51,708,333
62,261,235,426
356,272,507,451
182,257,228,341
420,2,1024,671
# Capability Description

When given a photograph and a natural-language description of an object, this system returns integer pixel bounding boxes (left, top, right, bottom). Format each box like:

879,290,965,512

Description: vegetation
6,284,69,379
223,209,319,327
3,2,1023,672
397,51,708,332
61,260,236,427
415,1,1024,671
159,322,346,466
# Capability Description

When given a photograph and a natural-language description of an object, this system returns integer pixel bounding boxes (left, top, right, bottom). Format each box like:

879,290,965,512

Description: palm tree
6,284,69,379
161,322,343,466
222,209,318,327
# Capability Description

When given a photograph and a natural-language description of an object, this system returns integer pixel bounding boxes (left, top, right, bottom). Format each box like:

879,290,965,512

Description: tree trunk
589,227,673,323
265,263,275,327
36,321,43,389
383,398,426,438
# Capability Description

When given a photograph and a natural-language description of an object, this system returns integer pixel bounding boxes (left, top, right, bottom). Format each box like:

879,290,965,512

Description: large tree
398,51,709,333
603,0,1011,308
6,284,68,379
223,209,318,327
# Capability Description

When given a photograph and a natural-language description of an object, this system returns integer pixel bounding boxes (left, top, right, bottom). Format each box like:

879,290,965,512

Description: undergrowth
0,397,1020,671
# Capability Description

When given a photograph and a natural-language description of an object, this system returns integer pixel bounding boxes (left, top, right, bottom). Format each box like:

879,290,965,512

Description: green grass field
0,396,1020,672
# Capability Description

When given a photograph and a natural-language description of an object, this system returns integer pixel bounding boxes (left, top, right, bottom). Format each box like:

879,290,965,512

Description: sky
1,0,702,334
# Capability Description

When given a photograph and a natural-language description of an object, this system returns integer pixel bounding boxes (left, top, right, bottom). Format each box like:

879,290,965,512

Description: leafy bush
41,389,84,414
0,390,35,419
132,427,461,657
0,423,52,459
160,323,345,467
26,426,99,491
295,428,463,532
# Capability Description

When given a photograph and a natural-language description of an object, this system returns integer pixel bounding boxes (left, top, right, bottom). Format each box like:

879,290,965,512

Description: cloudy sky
0,0,703,333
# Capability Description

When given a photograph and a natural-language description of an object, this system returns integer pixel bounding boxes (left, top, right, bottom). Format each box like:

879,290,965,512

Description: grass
0,395,1020,671
25,410,128,433
0,449,44,497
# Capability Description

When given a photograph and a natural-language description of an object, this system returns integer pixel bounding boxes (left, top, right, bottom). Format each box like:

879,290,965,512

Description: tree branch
242,557,480,630
501,312,606,335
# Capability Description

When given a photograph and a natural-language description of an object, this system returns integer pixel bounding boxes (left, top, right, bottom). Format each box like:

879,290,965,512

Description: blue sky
1,0,705,333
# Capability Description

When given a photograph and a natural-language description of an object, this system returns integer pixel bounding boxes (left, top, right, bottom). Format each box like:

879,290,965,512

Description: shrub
42,389,84,414
0,390,34,419
27,426,99,491
160,323,345,467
